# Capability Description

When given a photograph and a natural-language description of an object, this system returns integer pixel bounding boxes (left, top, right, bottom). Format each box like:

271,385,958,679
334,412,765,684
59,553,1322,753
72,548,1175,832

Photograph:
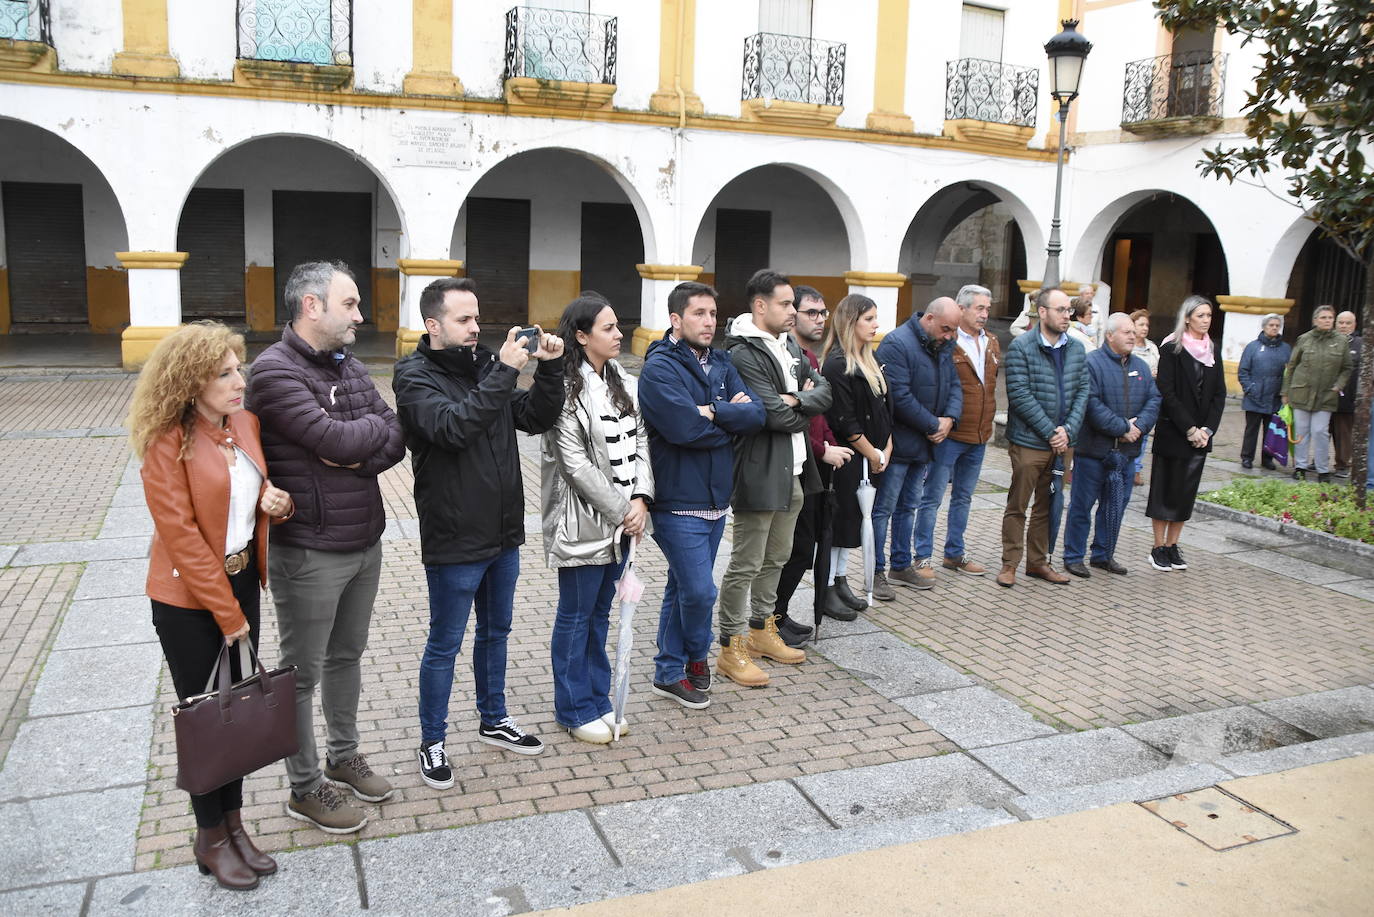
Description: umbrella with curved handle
610,535,643,741
856,464,877,606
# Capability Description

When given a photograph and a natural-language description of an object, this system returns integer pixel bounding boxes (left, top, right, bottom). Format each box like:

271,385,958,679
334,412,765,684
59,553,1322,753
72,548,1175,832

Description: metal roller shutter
177,187,246,321
271,190,372,325
3,181,88,324
465,197,531,328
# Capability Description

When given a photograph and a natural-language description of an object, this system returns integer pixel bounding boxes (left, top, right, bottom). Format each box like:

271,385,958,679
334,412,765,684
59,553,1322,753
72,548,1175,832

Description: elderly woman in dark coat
1146,295,1226,573
1237,313,1291,470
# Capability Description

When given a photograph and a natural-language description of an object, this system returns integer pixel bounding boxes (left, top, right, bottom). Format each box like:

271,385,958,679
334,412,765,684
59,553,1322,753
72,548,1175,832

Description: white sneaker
601,712,629,737
569,718,614,744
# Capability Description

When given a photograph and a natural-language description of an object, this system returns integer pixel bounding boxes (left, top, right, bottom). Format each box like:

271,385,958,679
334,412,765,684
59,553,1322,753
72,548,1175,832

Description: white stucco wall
50,0,122,74
168,0,236,81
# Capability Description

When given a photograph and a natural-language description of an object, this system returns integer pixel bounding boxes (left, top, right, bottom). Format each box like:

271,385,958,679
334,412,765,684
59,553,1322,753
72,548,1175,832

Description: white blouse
225,447,262,555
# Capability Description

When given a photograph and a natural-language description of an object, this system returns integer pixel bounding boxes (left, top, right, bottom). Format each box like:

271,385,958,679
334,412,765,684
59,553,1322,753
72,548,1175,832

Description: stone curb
1192,497,1374,561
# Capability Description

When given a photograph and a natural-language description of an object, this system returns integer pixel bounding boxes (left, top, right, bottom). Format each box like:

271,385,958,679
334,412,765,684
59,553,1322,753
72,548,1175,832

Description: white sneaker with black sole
417,740,454,789
478,716,544,755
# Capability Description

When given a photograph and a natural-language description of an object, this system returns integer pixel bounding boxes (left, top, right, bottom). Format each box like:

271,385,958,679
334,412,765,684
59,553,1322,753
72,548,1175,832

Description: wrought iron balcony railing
503,6,617,84
945,58,1039,127
741,32,845,106
237,0,352,66
1122,50,1227,124
0,0,51,44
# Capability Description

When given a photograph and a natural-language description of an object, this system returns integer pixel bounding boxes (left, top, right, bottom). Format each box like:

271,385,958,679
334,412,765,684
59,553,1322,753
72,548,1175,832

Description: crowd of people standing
128,258,1364,891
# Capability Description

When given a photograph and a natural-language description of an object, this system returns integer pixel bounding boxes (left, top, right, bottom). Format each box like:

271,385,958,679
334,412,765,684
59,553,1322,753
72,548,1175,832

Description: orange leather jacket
142,411,290,635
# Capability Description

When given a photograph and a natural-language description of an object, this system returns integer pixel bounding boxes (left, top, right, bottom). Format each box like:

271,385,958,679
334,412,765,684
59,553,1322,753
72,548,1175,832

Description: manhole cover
1138,787,1296,851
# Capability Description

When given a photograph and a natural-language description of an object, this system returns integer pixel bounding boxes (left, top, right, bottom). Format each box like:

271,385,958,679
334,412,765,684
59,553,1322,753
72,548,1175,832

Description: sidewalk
0,366,1369,914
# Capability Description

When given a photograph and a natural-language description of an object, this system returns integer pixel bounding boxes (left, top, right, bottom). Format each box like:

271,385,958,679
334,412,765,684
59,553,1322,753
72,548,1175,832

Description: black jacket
1153,339,1226,458
393,336,564,565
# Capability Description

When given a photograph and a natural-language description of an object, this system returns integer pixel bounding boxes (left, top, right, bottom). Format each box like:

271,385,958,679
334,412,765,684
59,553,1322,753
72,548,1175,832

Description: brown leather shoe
996,565,1016,588
747,616,806,664
942,556,987,576
194,823,259,890
224,809,277,876
1025,564,1070,585
717,634,769,686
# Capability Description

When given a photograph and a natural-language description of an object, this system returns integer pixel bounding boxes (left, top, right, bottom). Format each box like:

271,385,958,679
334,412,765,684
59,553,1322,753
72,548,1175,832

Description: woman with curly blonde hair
129,321,293,891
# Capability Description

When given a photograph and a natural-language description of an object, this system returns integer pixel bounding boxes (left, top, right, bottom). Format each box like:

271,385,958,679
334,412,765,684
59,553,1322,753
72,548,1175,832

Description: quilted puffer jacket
1003,327,1089,449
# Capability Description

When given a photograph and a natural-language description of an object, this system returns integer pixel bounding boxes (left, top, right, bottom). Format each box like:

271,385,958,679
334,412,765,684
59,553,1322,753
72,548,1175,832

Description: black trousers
1241,411,1270,464
773,491,821,619
151,556,261,829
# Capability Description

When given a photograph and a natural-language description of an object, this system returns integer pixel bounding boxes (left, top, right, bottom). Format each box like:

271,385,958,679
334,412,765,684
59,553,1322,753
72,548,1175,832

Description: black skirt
1146,453,1207,522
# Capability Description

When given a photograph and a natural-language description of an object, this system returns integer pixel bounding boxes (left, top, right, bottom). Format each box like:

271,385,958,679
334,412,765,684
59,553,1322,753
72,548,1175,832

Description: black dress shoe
832,578,869,611
1090,558,1129,575
1261,459,1276,471
821,587,858,622
776,615,812,648
1064,562,1092,579
1240,459,1253,469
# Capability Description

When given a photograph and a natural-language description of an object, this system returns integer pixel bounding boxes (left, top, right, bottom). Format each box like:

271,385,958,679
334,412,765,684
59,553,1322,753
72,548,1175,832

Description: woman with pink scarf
1146,295,1226,572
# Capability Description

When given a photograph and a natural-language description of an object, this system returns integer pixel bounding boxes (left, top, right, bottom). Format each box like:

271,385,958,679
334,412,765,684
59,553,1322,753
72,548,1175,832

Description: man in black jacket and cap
393,277,564,790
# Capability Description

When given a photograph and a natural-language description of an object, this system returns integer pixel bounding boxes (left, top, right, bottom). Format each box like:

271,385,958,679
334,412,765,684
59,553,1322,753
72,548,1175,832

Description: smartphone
515,326,540,353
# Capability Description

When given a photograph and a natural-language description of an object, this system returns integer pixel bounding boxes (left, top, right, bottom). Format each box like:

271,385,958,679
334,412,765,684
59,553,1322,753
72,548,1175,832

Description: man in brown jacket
911,284,1000,581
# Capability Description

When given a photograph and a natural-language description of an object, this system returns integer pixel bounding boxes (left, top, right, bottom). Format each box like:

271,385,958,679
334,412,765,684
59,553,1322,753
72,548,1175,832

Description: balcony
503,6,617,110
234,0,353,91
740,32,846,128
1122,50,1227,137
944,58,1039,147
0,0,53,71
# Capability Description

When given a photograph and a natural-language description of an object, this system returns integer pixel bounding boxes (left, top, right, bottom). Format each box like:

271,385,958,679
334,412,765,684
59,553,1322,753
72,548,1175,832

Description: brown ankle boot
747,616,806,665
194,823,259,890
716,634,769,686
225,809,277,875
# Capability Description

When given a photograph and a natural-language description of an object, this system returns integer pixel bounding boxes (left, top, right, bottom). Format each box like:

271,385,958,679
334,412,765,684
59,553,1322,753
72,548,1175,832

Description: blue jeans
419,547,519,743
551,558,626,729
651,511,726,685
873,459,928,572
1062,454,1135,565
914,440,986,561
1132,433,1149,476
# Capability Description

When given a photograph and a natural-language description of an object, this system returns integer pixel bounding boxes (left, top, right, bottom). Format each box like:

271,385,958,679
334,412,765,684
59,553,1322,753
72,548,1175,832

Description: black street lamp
1041,19,1092,291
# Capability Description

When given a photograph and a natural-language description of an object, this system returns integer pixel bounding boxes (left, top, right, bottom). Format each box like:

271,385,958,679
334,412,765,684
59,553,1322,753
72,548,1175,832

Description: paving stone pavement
0,368,1370,914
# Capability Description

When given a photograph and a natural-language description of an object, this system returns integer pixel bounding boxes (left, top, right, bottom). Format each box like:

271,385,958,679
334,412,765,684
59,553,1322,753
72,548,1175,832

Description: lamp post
1041,19,1092,292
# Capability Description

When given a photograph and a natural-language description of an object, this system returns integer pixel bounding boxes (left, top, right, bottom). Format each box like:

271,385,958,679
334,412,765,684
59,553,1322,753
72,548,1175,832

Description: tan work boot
747,616,806,665
717,634,769,686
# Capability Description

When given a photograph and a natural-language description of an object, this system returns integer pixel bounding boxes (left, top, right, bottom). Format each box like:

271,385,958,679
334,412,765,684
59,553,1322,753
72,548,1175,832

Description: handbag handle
203,641,278,725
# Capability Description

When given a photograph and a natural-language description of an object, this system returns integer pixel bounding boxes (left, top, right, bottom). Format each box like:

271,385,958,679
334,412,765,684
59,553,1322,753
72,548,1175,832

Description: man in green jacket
718,270,833,687
1282,304,1354,483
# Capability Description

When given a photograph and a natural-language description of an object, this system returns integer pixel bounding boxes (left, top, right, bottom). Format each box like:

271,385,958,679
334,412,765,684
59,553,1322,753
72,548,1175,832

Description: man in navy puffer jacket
638,282,764,710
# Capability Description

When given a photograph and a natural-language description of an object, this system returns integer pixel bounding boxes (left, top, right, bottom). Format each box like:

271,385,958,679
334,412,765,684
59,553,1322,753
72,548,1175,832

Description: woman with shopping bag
128,322,295,890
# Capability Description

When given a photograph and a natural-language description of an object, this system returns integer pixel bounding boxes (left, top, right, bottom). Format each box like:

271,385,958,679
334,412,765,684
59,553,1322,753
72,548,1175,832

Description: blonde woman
129,322,294,890
819,294,893,616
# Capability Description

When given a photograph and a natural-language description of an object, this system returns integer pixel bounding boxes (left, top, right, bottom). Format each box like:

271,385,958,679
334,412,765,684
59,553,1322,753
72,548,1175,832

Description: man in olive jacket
393,277,565,790
718,270,832,687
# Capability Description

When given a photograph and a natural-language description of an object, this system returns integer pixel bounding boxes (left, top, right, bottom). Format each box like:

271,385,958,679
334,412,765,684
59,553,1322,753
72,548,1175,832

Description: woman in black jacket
1146,295,1226,572
820,295,893,615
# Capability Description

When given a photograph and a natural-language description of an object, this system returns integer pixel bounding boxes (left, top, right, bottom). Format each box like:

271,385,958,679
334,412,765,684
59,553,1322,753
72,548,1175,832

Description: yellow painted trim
121,325,178,370
631,325,666,357
1217,295,1295,316
0,70,1062,163
866,0,912,133
404,0,462,97
397,258,463,276
741,98,842,128
1222,358,1240,395
235,59,351,91
505,77,615,111
1017,279,1098,295
116,251,188,270
637,264,703,282
113,0,178,78
945,119,1034,148
0,40,57,72
844,271,907,288
651,0,702,116
396,326,424,359
111,51,180,79
1084,0,1135,10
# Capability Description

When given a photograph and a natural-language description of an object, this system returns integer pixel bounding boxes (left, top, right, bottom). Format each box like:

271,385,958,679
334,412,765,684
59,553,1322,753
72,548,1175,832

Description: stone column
633,263,702,356
112,0,180,78
403,0,463,96
1217,295,1295,394
396,259,463,358
117,251,186,370
844,271,907,333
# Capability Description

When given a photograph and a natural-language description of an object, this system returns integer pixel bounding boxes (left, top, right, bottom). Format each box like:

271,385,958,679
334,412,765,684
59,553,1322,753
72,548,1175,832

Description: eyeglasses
798,309,829,320
1044,307,1072,315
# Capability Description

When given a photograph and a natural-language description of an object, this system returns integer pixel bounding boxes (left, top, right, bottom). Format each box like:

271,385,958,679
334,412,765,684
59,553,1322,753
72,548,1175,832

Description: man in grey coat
718,270,832,687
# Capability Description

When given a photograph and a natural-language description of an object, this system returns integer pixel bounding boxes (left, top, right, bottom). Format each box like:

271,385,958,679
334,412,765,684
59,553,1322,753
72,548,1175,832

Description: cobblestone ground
0,363,1370,881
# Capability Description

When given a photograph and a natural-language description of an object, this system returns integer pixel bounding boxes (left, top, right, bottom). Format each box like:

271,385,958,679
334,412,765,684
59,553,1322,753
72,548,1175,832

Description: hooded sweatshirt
728,313,805,475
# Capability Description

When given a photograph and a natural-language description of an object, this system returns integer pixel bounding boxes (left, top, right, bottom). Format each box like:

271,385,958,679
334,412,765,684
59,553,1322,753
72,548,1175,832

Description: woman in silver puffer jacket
541,294,655,745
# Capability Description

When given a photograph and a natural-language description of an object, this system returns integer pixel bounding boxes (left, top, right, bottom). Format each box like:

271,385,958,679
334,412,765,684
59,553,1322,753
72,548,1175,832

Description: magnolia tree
1156,0,1373,507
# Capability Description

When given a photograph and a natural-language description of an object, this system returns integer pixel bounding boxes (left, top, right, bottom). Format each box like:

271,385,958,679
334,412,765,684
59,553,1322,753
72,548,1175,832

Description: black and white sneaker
478,716,544,756
417,740,454,790
1149,546,1173,571
651,678,711,709
1166,544,1188,570
685,659,712,693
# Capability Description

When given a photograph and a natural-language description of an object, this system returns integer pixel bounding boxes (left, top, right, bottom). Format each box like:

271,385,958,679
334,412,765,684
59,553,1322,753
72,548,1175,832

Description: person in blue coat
871,299,962,599
1236,314,1291,470
638,282,764,710
1062,314,1161,578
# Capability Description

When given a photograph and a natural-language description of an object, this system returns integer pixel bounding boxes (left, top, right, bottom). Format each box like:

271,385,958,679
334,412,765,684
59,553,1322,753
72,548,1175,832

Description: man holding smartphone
392,277,565,790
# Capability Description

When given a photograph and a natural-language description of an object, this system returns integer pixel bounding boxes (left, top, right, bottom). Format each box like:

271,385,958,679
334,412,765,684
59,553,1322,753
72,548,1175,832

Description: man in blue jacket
639,282,765,709
872,298,962,598
998,288,1089,587
1062,313,1161,578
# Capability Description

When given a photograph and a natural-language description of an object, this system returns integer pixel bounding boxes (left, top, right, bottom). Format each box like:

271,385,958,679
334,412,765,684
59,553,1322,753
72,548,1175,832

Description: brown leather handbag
171,642,298,795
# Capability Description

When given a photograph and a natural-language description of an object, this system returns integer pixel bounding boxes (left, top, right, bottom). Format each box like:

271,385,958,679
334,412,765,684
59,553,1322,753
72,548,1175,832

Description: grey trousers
718,476,804,637
1292,408,1332,474
270,540,382,795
